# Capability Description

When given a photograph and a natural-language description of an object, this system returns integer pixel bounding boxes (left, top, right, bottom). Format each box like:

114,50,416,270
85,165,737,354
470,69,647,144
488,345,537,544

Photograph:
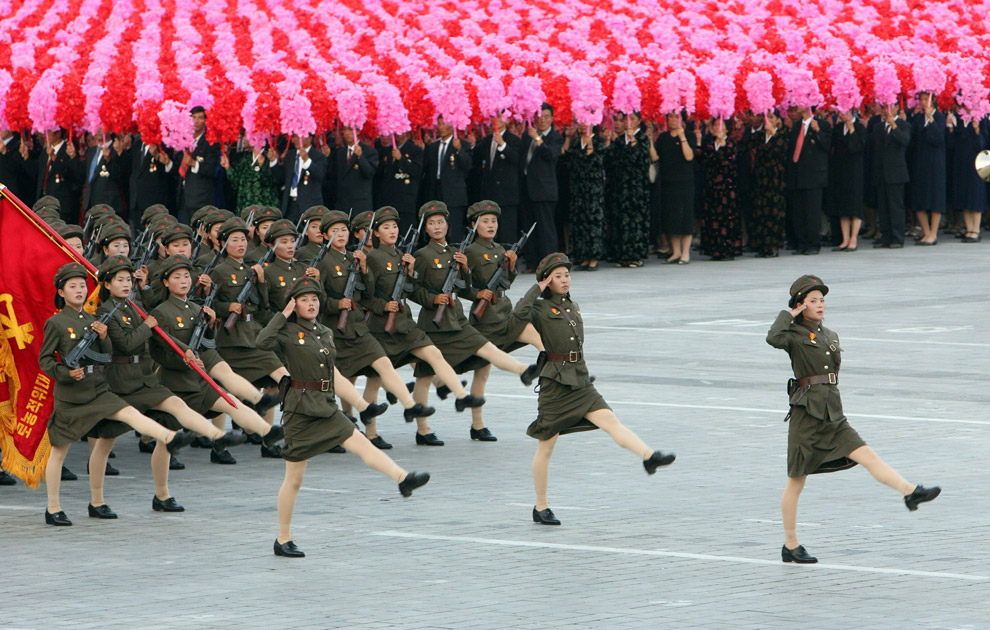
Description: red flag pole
0,186,238,408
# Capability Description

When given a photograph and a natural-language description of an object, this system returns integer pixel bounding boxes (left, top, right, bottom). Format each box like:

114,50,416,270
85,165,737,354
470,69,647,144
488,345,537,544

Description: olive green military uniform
295,206,331,261
363,243,433,368
244,206,282,263
264,256,307,312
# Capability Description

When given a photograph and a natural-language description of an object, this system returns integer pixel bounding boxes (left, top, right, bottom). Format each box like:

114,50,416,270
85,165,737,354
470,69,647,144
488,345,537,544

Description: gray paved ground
2,240,988,629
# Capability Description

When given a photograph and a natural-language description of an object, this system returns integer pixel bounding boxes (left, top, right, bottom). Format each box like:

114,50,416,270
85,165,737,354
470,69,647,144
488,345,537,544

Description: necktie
291,154,301,189
437,141,447,179
792,122,806,163
88,148,101,182
489,137,497,169
525,136,538,174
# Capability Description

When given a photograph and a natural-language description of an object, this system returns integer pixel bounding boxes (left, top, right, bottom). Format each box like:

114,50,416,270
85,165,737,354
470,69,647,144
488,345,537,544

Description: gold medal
176,316,184,328
231,273,238,285
68,327,76,339
298,332,305,345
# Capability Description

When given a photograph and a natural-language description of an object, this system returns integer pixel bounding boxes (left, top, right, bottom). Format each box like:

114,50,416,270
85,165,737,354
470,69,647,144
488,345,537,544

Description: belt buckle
567,350,579,363
320,379,331,392
828,373,837,385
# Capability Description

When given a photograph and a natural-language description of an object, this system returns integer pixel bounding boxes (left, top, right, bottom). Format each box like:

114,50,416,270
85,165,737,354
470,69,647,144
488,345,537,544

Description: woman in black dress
694,119,742,260
560,123,608,270
657,112,696,264
947,112,988,242
828,110,865,251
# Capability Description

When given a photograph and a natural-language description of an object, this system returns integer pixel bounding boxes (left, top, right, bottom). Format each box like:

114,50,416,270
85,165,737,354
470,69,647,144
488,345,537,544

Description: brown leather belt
111,355,142,364
545,351,583,363
289,378,333,392
797,373,837,387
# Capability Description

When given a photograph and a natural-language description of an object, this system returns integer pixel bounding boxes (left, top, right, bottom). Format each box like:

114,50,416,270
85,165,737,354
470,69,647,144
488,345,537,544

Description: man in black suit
332,126,378,214
519,103,564,267
474,116,521,241
0,130,33,202
376,131,423,229
872,104,911,248
177,106,220,224
786,106,831,255
127,135,175,231
81,130,125,218
272,134,326,222
33,129,83,224
423,115,473,240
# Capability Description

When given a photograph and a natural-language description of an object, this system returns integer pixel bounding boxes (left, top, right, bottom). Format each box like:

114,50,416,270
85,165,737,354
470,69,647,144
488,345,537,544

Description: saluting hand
789,302,807,318
282,297,296,318
537,275,553,292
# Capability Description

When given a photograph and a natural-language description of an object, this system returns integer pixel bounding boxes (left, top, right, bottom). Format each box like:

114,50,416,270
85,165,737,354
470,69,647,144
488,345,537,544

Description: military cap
159,254,195,280
99,223,132,247
240,204,262,220
161,223,195,246
300,205,330,224
264,219,298,244
54,262,88,288
218,217,250,242
788,275,829,308
190,205,218,229
55,222,84,242
36,207,61,222
418,200,449,220
349,211,374,233
202,209,234,230
93,213,124,232
87,204,116,217
252,206,282,225
97,255,134,282
150,215,180,239
372,206,400,229
141,204,169,226
33,195,60,211
466,200,501,221
319,210,351,233
286,276,325,300
536,252,572,281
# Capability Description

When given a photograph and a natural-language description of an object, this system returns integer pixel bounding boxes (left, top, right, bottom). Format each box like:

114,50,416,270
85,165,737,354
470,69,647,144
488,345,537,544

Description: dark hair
54,294,65,309
99,270,133,301
541,102,554,116
190,106,206,116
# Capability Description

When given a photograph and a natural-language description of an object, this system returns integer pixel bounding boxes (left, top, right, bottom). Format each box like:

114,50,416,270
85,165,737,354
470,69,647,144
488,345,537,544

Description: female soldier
362,206,485,447
97,256,247,513
257,278,430,558
766,275,941,563
461,201,544,441
512,253,675,526
151,255,284,465
210,217,290,459
409,202,539,446
263,218,316,313
40,263,197,526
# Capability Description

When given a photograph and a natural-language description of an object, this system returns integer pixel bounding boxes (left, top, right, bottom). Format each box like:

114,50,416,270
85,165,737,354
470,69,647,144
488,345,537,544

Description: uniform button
566,308,571,312
319,364,324,368
569,337,574,340
824,365,829,369
825,351,830,355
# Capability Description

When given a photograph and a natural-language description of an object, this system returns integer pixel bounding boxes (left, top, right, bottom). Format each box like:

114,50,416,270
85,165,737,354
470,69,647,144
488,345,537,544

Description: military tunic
766,311,865,477
362,245,433,368
411,240,490,376
462,237,527,352
264,256,307,313
39,308,128,447
296,240,321,262
210,256,284,384
150,295,224,415
256,313,355,461
512,285,606,439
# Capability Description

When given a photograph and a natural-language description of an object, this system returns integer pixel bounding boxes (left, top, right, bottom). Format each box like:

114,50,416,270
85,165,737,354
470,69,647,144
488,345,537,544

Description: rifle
83,223,103,260
335,226,371,333
130,224,150,263
81,212,94,242
471,222,536,320
432,224,477,327
223,246,276,333
62,301,123,369
190,231,204,260
197,239,228,297
384,215,424,334
131,229,156,269
187,282,219,353
303,228,339,269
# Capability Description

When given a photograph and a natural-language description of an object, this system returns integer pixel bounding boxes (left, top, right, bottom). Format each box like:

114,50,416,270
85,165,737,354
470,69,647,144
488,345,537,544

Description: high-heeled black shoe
61,466,77,481
262,424,285,449
401,402,434,422
520,363,540,386
88,503,117,519
45,510,72,526
213,431,249,453
252,392,279,417
398,471,431,497
369,435,393,450
454,395,485,412
274,539,305,558
470,427,497,442
532,507,561,525
166,430,196,454
643,450,676,475
904,485,941,511
781,544,817,563
152,495,185,512
169,455,185,470
361,401,391,424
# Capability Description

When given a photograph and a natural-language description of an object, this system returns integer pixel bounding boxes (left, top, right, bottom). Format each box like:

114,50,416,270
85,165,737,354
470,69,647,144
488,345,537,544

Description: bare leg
914,211,929,240
847,446,915,495
585,409,653,459
108,407,176,444
341,429,406,482
666,234,681,261
212,415,227,432
211,398,271,436
838,217,851,248
474,342,527,375
928,212,941,242
362,376,383,439
153,396,225,439
516,323,545,351
371,357,417,408
411,345,469,397
88,437,115,506
470,365,491,430
849,218,862,248
151,440,171,499
45,444,70,513
208,362,262,403
680,235,692,262
341,377,357,417
781,475,807,549
533,435,559,510
277,460,307,544
412,376,433,434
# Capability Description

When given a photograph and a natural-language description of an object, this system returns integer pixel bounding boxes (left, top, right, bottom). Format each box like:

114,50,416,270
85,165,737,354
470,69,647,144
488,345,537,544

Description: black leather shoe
169,455,185,470
386,388,401,404
470,427,498,442
245,431,263,445
166,430,196,454
398,471,430,497
532,507,561,525
415,432,444,446
904,485,941,511
61,466,77,481
455,395,485,412
108,449,116,459
888,242,904,249
781,544,817,563
872,241,890,249
152,495,185,512
138,439,156,453
801,248,820,255
327,445,346,453
643,450,676,475
213,431,249,453
86,462,120,476
520,363,540,386
369,435,393,450
261,444,283,458
0,470,16,486
436,380,467,400
210,449,237,465
361,402,390,424
190,436,214,448
274,539,305,558
88,503,117,519
262,424,285,449
45,510,72,526
403,402,435,422
253,393,279,417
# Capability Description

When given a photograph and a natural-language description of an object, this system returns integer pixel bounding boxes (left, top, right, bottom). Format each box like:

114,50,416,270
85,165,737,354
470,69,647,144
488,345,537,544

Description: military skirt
47,387,129,447
413,325,489,377
526,379,608,440
282,408,357,462
787,406,865,477
335,334,387,379
370,326,433,369
85,382,180,439
216,345,283,387
473,314,528,354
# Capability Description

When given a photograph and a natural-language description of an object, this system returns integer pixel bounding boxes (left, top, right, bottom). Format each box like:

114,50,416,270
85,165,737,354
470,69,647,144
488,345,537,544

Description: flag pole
0,186,239,408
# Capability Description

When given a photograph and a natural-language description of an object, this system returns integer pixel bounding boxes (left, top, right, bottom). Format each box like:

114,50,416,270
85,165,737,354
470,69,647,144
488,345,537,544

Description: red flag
0,185,92,486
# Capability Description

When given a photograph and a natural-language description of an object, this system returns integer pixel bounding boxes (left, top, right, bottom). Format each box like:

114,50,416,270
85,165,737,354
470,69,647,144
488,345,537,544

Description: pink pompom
159,99,196,152
372,80,410,136
744,70,775,114
507,75,544,122
569,72,605,126
337,86,368,130
611,70,641,115
872,60,901,106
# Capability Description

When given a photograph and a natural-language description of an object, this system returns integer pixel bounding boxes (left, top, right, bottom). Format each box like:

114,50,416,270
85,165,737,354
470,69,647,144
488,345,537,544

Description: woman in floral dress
695,120,742,261
561,123,608,270
748,112,789,258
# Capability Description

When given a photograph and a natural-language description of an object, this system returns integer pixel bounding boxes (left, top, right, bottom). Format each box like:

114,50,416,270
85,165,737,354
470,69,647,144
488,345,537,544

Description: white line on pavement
373,531,989,582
